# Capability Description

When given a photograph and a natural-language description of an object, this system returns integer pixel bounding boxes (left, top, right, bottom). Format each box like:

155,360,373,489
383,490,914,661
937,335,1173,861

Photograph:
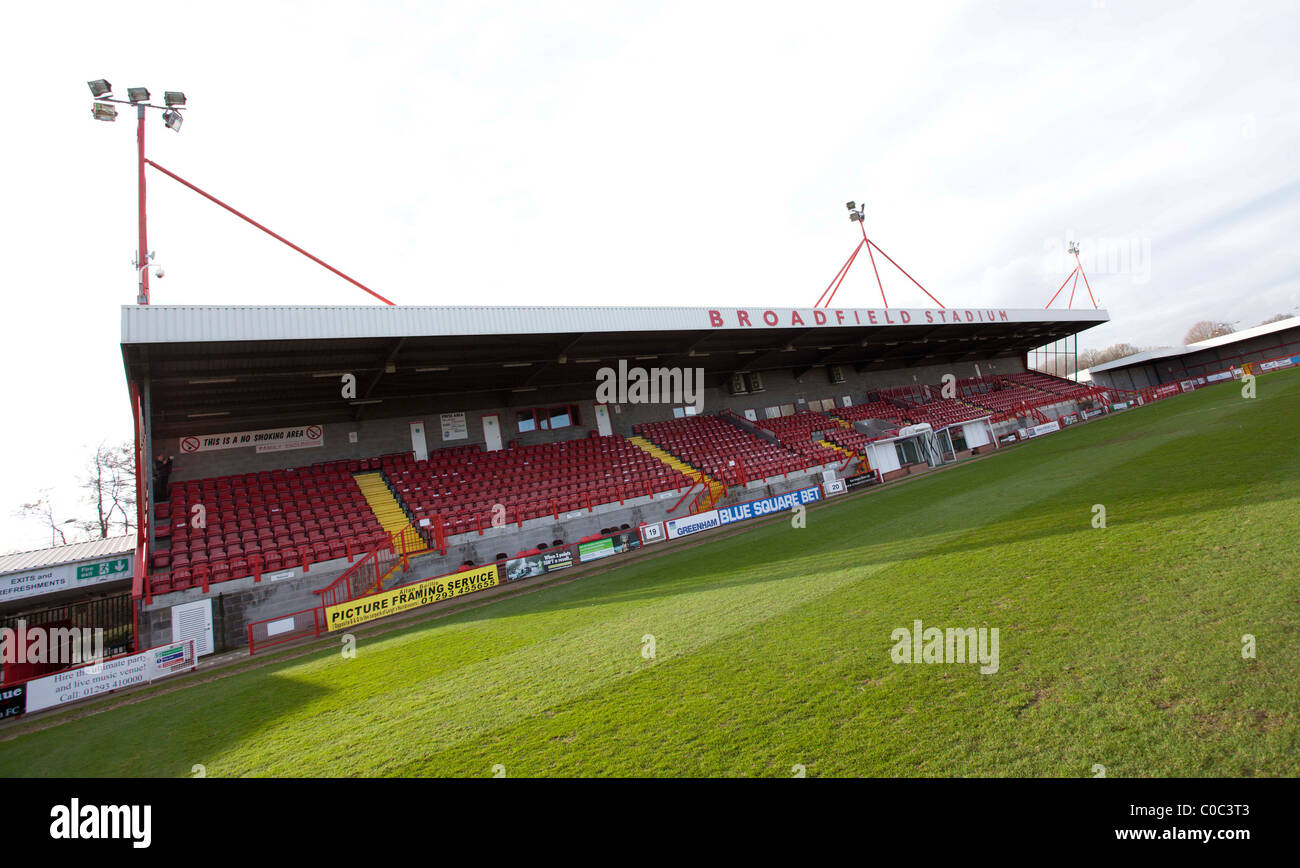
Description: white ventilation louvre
171,599,214,657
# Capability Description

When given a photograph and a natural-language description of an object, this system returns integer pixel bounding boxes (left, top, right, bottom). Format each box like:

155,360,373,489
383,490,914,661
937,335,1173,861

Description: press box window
518,404,582,432
547,406,573,429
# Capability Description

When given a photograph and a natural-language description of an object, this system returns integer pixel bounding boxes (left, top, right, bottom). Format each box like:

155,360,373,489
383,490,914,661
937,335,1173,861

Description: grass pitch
2,369,1297,777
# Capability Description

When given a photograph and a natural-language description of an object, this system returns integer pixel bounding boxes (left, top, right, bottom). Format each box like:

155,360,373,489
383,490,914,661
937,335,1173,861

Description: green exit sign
76,558,130,581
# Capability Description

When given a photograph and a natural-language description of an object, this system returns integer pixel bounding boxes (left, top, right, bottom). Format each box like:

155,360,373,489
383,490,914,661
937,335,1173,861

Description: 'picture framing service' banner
325,566,500,631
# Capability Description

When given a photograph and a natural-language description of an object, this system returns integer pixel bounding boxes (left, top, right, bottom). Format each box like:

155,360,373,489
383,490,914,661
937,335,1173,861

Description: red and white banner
1018,420,1062,440
180,425,324,454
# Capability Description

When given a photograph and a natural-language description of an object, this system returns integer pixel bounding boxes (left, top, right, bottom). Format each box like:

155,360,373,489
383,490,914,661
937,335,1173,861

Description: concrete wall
137,551,394,652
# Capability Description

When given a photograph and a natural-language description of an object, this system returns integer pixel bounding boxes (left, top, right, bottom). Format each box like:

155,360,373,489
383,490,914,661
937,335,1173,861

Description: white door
172,598,214,657
410,421,428,461
482,415,503,451
594,404,613,436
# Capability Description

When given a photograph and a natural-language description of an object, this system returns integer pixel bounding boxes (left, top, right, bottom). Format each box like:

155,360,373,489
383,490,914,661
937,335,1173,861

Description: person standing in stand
153,454,174,503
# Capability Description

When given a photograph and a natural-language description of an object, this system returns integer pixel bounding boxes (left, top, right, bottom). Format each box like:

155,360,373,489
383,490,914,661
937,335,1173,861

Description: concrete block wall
138,551,386,652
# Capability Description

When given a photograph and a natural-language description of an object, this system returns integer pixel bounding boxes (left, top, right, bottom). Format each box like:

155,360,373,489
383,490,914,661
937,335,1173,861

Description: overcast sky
2,0,1297,552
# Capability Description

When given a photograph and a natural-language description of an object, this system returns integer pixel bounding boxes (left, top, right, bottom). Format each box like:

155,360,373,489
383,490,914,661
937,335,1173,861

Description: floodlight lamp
87,79,112,98
92,102,118,122
127,87,150,103
162,109,183,132
846,201,856,211
164,91,186,107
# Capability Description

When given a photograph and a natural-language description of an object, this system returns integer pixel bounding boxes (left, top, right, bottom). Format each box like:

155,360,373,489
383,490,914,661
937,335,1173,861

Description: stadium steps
628,435,726,509
818,439,873,476
353,472,429,559
818,439,857,460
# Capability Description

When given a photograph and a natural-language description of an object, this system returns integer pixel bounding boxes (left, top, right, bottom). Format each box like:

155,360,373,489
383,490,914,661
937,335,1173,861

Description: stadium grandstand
1086,315,1300,390
106,302,1123,659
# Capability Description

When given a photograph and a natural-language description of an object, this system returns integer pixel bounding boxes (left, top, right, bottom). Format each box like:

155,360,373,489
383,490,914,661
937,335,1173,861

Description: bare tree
15,492,80,547
1078,343,1143,370
1184,320,1235,344
1259,313,1294,325
82,441,136,539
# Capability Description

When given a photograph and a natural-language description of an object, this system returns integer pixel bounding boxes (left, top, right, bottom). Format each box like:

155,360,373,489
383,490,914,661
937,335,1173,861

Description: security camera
154,266,165,279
